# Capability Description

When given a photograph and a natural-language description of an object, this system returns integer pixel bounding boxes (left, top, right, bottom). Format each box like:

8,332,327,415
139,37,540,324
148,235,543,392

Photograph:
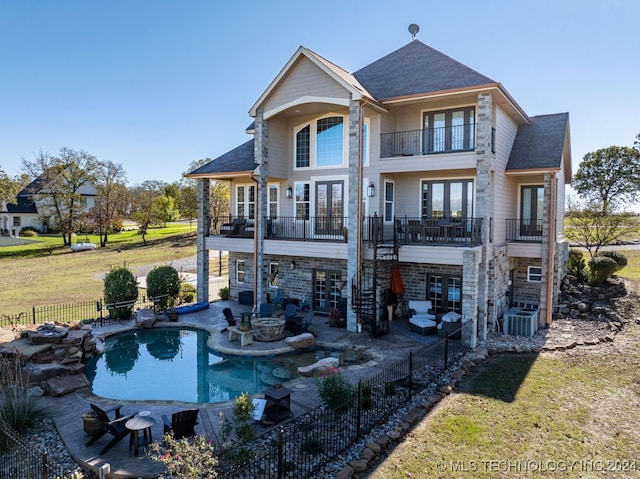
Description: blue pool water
84,328,308,403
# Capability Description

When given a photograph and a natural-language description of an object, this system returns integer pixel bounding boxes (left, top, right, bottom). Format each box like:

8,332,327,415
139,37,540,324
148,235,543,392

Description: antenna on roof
408,23,420,41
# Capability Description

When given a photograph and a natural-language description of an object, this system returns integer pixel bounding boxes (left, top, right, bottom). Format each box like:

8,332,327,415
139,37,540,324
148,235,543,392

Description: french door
520,185,544,237
312,269,342,313
315,181,344,235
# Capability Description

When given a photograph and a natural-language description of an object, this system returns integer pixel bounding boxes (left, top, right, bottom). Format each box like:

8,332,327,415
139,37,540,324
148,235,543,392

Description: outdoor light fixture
336,280,346,291
290,260,296,270
367,183,375,197
285,186,293,199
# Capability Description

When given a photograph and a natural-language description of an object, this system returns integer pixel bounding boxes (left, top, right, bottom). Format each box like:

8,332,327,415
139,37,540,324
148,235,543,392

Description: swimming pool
84,328,311,403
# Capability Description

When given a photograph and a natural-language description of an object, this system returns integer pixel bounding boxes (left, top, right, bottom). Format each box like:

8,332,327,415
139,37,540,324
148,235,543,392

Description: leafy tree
0,166,28,206
178,183,198,227
565,207,637,257
21,148,99,245
129,185,162,245
573,146,640,213
91,160,128,247
183,159,230,228
154,195,179,227
146,265,181,309
103,265,138,319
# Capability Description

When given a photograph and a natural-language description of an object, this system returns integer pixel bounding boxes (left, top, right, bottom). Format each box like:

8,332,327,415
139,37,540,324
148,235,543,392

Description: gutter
546,172,557,327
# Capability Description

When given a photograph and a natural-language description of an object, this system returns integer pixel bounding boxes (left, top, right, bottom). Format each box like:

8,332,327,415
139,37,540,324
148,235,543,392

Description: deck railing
380,123,475,158
505,219,543,242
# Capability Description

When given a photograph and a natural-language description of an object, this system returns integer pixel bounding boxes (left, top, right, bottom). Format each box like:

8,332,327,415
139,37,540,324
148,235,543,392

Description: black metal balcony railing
210,216,484,246
380,124,475,158
505,219,543,242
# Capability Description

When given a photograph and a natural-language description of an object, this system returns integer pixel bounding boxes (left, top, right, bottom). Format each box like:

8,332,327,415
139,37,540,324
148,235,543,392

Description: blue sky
1,0,638,186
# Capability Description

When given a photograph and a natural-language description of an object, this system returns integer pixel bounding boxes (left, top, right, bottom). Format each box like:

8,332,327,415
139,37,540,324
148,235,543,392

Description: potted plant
81,410,101,436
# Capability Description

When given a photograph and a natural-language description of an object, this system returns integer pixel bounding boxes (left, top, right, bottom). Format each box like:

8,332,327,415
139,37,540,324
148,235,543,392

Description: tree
183,159,230,228
565,207,637,257
0,166,28,206
573,146,640,213
178,183,198,227
91,161,128,247
21,148,99,245
154,195,179,227
129,185,162,245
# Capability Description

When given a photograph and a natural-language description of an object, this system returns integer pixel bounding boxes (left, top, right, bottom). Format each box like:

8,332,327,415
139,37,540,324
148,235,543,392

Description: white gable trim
250,47,362,117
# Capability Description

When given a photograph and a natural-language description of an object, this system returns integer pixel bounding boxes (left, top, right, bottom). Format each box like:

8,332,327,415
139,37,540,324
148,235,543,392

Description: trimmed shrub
598,250,627,272
218,287,230,301
103,265,138,319
179,283,197,304
147,265,181,309
567,249,588,282
19,227,38,237
314,368,355,413
588,255,618,286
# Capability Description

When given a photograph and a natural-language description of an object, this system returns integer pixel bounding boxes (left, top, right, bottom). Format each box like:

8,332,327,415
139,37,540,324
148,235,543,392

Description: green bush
103,265,138,319
567,249,588,282
588,255,619,286
146,265,181,309
150,434,218,479
19,227,38,237
314,368,355,413
218,287,230,301
218,393,256,466
180,283,197,304
598,250,627,272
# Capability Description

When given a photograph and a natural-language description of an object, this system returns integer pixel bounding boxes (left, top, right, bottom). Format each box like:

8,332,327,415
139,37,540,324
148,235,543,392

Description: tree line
566,133,640,256
0,148,229,247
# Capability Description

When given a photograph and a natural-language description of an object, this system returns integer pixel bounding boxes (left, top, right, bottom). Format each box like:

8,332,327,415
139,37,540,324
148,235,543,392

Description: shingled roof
187,140,257,177
353,40,496,100
507,113,570,171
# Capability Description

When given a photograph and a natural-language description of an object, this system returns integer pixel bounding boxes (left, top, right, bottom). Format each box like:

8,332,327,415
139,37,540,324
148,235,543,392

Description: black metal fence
0,296,161,329
0,419,75,479
219,330,463,478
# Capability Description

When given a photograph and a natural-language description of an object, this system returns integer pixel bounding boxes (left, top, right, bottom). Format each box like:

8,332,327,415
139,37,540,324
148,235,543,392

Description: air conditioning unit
503,309,539,337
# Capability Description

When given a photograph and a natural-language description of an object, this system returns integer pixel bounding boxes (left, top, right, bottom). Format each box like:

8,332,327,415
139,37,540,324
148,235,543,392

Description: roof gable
353,40,496,100
186,140,257,178
507,113,571,178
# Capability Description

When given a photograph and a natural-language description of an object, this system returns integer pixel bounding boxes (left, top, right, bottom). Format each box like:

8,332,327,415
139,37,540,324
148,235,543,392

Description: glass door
313,269,342,313
520,185,544,237
315,181,344,236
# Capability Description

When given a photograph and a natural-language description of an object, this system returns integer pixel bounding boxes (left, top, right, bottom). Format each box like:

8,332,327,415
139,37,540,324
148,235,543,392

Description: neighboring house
0,175,97,235
186,39,571,348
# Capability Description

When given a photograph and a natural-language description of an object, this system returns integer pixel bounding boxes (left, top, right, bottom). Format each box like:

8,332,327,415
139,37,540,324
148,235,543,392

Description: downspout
545,172,557,327
251,173,259,314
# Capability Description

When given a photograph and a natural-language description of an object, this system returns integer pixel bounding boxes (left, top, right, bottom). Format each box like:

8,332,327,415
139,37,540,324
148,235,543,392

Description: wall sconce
367,183,375,197
285,186,293,199
336,280,346,291
290,260,296,270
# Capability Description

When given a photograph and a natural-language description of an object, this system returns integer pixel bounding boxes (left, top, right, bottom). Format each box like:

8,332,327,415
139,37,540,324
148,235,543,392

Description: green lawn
0,223,211,316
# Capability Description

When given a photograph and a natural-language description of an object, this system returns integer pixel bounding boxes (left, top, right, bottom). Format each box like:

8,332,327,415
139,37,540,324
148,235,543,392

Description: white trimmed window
294,115,346,169
268,184,279,218
236,185,255,219
236,260,245,284
384,180,395,223
294,183,310,220
268,263,279,288
527,266,542,283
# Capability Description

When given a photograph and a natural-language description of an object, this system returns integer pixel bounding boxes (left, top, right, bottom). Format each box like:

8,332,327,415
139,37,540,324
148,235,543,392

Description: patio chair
222,307,238,327
301,311,314,335
259,302,274,318
85,403,136,454
162,409,199,440
279,303,303,333
272,288,284,309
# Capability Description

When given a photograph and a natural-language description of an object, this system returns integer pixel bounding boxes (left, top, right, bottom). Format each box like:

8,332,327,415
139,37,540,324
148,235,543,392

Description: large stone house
186,39,572,348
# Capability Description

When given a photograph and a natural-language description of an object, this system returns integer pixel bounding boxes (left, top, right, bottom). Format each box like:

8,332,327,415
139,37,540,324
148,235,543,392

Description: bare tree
91,161,128,247
22,148,99,245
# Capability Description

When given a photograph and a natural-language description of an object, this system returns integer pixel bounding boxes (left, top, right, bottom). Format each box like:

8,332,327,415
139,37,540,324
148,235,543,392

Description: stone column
196,178,210,303
539,172,552,327
346,99,361,332
474,91,493,342
254,108,268,308
462,249,480,348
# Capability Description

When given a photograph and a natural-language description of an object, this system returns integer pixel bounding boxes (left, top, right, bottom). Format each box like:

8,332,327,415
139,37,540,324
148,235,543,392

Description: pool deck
36,301,434,478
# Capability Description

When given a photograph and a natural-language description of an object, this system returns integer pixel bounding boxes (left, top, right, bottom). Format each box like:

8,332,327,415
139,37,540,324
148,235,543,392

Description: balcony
505,219,543,242
380,124,476,158
209,216,484,247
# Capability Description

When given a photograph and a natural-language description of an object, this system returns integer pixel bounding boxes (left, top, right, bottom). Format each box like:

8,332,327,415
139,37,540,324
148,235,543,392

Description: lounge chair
85,403,136,454
259,303,274,318
162,409,199,439
279,303,303,333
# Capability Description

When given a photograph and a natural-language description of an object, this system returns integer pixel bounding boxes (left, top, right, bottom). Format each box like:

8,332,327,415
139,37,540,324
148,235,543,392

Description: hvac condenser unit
502,306,539,337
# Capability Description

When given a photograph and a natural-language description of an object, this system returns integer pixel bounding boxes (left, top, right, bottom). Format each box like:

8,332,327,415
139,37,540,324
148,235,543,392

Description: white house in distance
0,175,97,236
186,36,572,348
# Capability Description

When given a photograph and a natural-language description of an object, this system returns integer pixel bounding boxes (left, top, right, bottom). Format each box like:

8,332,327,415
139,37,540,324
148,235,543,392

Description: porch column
196,178,210,303
462,249,480,348
254,108,268,309
346,99,361,333
475,91,493,342
539,172,556,328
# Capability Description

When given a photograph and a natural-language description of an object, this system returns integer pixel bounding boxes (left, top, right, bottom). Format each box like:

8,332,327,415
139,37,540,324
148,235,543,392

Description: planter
82,412,101,436
167,310,179,322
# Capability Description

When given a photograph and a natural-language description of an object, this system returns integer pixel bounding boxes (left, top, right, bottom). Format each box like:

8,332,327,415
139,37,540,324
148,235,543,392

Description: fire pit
252,318,286,342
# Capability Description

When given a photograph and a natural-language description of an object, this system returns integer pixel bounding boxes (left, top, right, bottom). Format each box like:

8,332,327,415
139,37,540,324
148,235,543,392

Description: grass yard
0,223,219,316
366,292,640,479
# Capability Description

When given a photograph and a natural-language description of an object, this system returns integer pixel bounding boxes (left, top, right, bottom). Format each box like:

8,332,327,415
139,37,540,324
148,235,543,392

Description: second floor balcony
210,216,484,247
505,219,543,242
